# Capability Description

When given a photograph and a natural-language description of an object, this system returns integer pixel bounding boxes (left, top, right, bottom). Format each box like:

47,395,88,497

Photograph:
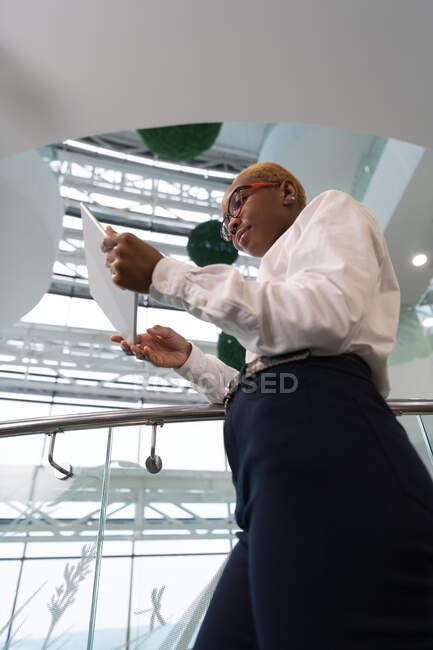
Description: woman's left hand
101,226,164,293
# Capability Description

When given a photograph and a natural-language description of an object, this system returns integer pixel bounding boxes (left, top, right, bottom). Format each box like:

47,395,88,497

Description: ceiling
1,1,433,156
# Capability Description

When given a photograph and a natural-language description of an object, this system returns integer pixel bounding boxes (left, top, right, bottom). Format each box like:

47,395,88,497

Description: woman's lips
238,226,251,246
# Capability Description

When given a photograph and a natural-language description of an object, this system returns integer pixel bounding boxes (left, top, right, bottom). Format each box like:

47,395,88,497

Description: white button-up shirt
149,189,401,403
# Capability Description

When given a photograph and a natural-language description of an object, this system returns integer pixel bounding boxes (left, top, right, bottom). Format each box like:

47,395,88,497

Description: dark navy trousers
193,355,433,649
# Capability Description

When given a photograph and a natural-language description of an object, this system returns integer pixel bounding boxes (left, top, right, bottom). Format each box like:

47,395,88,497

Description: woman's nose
229,217,241,236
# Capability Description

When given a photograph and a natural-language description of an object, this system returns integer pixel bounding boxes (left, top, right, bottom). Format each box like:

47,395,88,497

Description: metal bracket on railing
145,422,163,474
47,431,73,480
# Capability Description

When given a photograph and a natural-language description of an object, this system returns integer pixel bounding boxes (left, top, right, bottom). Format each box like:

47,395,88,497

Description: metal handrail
0,404,224,438
0,400,432,438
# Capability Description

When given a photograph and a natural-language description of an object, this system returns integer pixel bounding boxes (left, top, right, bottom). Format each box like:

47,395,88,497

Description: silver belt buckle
223,374,239,411
244,357,266,377
244,348,311,379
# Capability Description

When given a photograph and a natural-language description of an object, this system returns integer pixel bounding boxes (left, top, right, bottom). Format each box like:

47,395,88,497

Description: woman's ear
282,179,296,205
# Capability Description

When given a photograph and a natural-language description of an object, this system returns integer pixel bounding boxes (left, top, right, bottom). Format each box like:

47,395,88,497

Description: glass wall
0,399,237,649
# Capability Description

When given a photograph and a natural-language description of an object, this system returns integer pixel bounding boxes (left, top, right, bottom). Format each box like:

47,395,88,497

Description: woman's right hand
111,325,192,369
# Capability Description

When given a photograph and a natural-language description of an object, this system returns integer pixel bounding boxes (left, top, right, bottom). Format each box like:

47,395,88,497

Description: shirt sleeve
173,342,239,404
149,189,385,358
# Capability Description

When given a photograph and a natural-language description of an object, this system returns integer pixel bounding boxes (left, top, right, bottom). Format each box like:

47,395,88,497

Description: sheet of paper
81,203,137,346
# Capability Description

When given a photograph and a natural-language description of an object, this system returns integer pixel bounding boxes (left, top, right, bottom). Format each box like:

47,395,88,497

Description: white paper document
81,203,137,346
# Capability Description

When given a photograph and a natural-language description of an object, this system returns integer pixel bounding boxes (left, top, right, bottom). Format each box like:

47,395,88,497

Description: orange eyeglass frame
221,182,280,241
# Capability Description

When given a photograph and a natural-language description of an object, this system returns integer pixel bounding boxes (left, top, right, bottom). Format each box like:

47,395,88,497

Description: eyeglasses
220,182,280,242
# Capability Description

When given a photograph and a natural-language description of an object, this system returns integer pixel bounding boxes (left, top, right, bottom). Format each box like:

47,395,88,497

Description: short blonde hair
233,162,307,211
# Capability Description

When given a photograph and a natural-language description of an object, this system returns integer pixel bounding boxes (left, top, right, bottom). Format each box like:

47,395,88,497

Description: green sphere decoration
137,123,222,161
217,332,246,372
187,220,238,267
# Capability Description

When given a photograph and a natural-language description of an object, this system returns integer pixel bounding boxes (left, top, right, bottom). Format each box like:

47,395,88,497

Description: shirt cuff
173,342,204,381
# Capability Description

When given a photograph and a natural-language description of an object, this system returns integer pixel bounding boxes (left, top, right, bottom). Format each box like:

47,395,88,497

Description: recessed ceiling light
412,253,428,267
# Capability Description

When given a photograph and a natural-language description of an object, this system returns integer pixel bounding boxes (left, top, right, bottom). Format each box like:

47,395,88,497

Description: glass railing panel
416,413,433,476
0,406,112,649
91,419,237,650
128,553,229,649
0,398,51,649
396,413,433,479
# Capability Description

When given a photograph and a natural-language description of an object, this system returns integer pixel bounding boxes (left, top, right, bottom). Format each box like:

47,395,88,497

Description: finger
101,234,117,253
121,341,133,355
110,335,123,342
147,325,173,337
143,346,159,365
132,345,156,364
135,333,153,345
111,272,127,290
104,251,116,267
131,344,147,355
110,262,123,281
101,226,120,251
131,344,147,361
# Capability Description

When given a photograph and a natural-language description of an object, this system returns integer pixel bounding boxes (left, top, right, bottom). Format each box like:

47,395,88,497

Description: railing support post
145,422,163,474
47,431,73,480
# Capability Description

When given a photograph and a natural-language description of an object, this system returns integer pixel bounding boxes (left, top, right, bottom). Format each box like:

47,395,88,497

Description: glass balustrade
0,408,238,649
0,401,431,649
396,412,433,479
91,419,236,649
0,422,110,648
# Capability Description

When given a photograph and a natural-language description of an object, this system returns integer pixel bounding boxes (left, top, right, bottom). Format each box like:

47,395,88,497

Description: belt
222,349,369,411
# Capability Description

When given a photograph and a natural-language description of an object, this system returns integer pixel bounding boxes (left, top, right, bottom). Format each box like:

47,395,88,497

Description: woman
103,162,433,649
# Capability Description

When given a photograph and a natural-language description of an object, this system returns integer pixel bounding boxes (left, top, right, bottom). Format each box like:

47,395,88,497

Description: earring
291,196,296,201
